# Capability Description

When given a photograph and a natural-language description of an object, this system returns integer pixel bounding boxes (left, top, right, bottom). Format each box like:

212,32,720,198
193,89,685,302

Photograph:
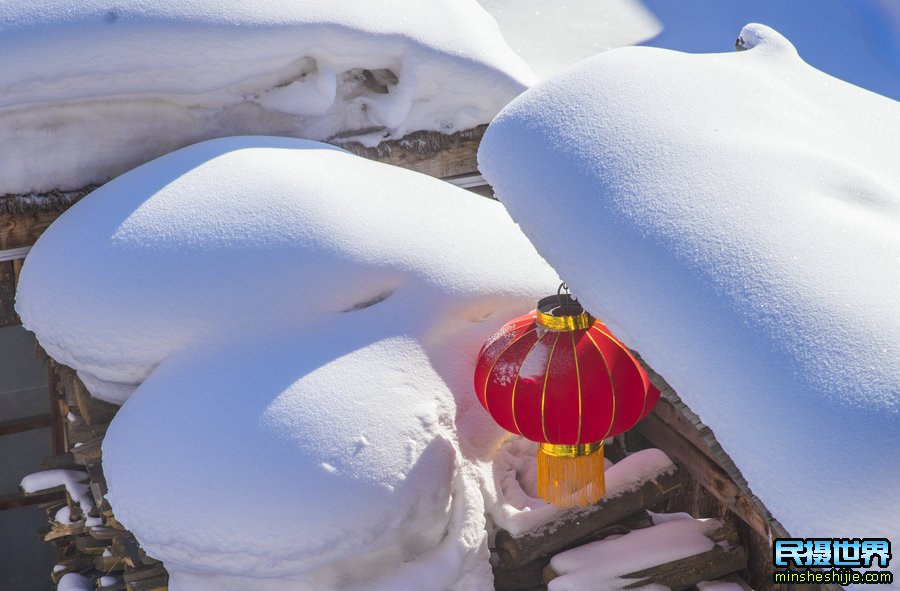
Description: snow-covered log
494,449,684,568
543,517,747,591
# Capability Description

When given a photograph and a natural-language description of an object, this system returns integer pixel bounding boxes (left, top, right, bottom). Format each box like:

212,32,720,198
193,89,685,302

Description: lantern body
474,294,659,507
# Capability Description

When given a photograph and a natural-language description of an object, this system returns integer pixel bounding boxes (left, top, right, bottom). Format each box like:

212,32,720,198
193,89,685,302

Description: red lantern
474,291,659,507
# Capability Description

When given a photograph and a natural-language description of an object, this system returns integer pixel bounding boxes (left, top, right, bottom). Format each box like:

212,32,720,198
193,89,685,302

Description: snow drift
17,137,561,589
479,24,900,540
17,137,557,406
0,0,534,195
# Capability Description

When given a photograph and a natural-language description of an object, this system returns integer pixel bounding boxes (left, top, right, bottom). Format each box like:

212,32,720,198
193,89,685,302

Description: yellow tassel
537,442,605,508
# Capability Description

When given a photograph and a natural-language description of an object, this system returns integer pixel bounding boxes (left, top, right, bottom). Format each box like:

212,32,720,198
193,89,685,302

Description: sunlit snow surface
479,24,900,540
17,137,561,590
0,0,533,195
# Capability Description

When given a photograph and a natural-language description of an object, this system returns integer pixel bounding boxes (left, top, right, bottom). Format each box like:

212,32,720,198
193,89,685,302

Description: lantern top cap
536,293,594,331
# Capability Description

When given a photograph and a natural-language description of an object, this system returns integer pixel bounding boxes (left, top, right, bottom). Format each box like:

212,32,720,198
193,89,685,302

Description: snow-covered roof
479,24,900,539
0,0,534,195
16,137,560,588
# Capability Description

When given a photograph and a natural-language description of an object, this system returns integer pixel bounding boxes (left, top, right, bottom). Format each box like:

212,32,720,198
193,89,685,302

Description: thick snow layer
479,24,900,540
106,331,470,589
17,137,556,405
18,137,559,589
0,0,533,195
548,517,720,591
478,1,900,99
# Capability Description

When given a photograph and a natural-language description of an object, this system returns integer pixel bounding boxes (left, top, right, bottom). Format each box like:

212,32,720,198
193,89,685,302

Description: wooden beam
493,557,550,591
634,411,772,539
342,126,483,179
620,522,747,589
48,361,68,455
49,554,95,584
0,490,66,510
72,436,103,465
124,563,168,591
69,373,118,426
0,413,55,436
494,463,686,568
67,420,109,444
543,521,747,591
0,210,64,251
0,259,18,327
43,517,86,542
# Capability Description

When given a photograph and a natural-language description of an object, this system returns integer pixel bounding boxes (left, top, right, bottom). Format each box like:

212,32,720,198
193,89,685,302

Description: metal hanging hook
557,282,577,305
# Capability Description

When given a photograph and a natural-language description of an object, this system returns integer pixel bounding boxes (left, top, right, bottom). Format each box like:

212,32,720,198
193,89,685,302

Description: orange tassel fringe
537,442,606,508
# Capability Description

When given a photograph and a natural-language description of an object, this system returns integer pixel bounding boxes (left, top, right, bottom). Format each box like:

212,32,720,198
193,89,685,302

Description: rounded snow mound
18,136,559,589
479,25,900,539
0,0,534,195
104,330,462,588
17,137,556,405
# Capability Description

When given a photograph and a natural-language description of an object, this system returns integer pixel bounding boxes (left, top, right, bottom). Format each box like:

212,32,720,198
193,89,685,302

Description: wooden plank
494,463,686,568
494,512,653,591
47,360,68,455
73,376,119,426
343,126,484,179
88,525,128,541
96,553,126,573
43,517,86,541
542,521,747,591
112,534,161,569
0,489,66,510
634,412,771,539
113,536,145,569
86,462,109,509
124,563,168,591
0,209,69,250
493,557,550,591
71,375,94,423
41,452,79,470
651,397,716,457
50,554,94,584
126,574,168,591
76,534,112,556
620,522,747,589
72,436,104,465
0,413,55,436
634,354,790,541
100,499,118,522
67,420,109,444
0,260,18,327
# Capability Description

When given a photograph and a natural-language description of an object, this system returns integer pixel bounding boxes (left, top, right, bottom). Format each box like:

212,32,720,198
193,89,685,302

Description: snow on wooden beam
543,519,747,590
494,449,685,568
633,359,789,541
